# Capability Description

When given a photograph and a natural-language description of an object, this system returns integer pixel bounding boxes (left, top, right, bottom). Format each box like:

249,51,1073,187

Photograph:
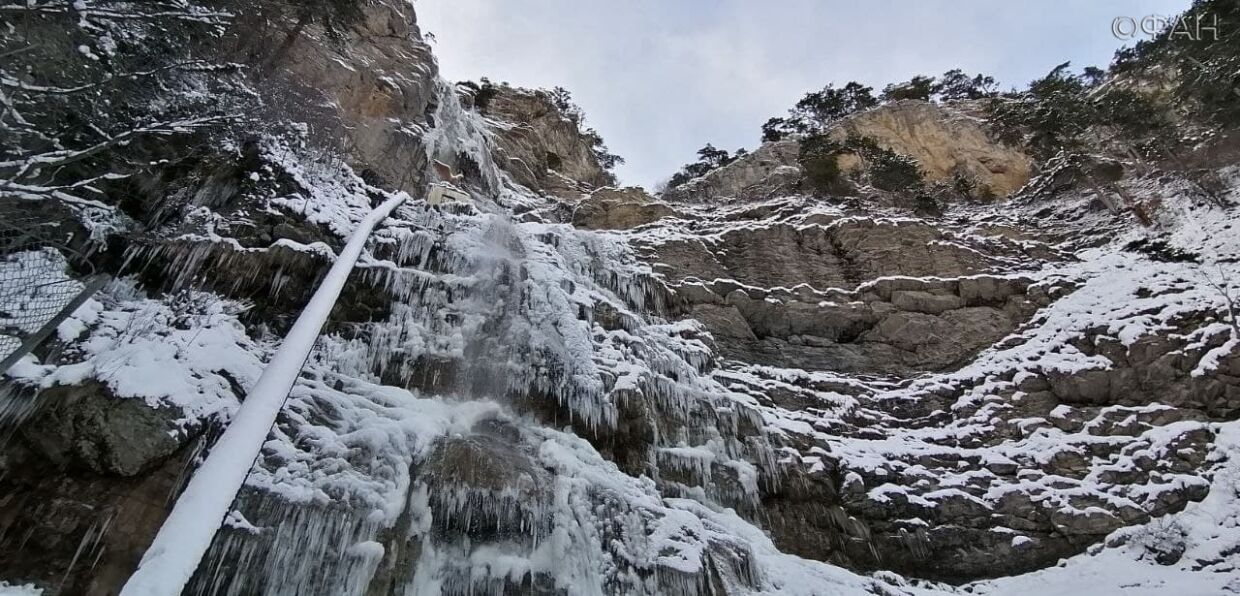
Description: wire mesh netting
0,210,94,364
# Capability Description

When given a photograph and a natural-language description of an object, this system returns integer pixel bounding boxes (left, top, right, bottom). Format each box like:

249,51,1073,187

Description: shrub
548,86,584,123
666,144,743,188
1108,0,1240,125
794,82,879,125
798,135,848,193
1095,87,1170,138
985,60,1177,159
937,69,998,100
584,128,625,171
882,75,938,102
468,79,499,112
952,172,976,198
761,118,790,142
913,190,944,216
985,62,1096,158
867,147,923,192
797,134,923,195
760,82,879,141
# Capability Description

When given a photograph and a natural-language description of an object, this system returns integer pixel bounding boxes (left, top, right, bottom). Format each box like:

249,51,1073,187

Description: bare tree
0,1,237,221
1201,265,1240,338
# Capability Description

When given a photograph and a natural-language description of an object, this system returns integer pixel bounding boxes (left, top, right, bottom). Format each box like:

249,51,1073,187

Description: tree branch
0,114,235,180
0,2,232,24
1,61,242,96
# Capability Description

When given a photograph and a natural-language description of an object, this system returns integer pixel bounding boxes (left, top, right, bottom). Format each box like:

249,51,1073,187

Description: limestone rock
663,100,1034,202
890,290,966,314
233,1,439,194
475,85,615,199
830,100,1034,197
649,219,1002,292
571,187,680,230
1019,152,1126,199
663,140,802,203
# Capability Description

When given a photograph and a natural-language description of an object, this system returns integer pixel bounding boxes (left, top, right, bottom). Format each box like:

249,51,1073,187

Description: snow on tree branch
0,0,239,221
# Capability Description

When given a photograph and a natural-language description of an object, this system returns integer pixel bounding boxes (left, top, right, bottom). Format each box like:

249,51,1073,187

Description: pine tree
881,75,938,102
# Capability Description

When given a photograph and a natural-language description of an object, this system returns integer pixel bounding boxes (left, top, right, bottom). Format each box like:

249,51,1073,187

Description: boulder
1050,508,1125,536
22,382,186,477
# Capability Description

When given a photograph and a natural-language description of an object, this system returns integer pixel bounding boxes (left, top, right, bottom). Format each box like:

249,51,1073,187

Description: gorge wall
1,1,1239,595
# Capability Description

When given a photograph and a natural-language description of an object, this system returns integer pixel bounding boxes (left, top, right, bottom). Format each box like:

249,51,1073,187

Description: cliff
666,100,1034,203
1,1,1239,595
465,83,618,199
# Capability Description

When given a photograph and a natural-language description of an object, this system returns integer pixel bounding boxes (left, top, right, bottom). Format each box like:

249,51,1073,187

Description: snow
9,62,1240,596
5,280,262,430
0,584,41,596
974,422,1240,596
121,193,408,596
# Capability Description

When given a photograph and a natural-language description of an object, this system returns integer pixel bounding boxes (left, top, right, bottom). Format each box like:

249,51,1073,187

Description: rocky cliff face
665,100,1034,203
2,2,1239,596
831,100,1034,196
634,185,1240,582
466,84,617,199
228,0,441,194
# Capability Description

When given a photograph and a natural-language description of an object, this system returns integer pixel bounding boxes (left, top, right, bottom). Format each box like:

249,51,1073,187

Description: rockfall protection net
0,210,93,365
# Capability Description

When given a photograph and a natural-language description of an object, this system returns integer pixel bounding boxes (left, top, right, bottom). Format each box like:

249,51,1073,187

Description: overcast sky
417,0,1193,189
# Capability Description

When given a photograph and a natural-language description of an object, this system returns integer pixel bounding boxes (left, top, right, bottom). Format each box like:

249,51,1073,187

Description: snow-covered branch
0,1,231,25
0,61,242,96
1,0,241,218
1202,266,1240,338
0,174,124,207
1,115,234,179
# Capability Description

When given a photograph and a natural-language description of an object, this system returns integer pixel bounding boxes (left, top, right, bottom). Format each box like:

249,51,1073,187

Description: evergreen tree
666,144,743,188
1081,66,1107,87
881,75,938,102
793,82,878,125
937,69,997,100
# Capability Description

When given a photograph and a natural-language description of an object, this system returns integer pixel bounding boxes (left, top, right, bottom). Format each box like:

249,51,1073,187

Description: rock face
635,190,1240,582
21,383,186,477
0,384,202,596
831,100,1034,196
663,140,802,203
472,85,616,199
641,202,1058,373
665,100,1034,202
571,187,681,230
230,1,440,194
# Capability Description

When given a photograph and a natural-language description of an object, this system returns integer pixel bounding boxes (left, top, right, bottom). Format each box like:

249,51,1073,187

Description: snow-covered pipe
120,192,408,596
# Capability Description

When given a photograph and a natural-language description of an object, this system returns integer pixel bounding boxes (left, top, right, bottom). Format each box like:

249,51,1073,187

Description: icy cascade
136,79,805,596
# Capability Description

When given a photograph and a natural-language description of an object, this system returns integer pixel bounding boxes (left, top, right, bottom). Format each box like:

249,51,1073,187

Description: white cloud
416,0,1194,189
